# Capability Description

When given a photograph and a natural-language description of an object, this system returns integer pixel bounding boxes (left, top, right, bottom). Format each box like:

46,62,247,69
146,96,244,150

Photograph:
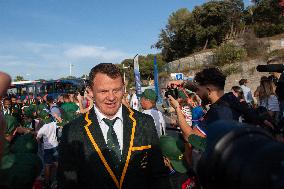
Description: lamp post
122,63,130,92
69,63,74,77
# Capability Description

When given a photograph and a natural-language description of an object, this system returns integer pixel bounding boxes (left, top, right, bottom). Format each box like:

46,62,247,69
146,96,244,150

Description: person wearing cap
46,95,63,124
159,136,198,189
60,94,79,123
0,126,42,189
0,72,42,189
0,132,42,189
36,110,59,188
141,89,166,137
21,103,38,132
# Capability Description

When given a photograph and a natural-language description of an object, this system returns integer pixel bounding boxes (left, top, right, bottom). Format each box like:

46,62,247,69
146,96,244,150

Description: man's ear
206,87,212,95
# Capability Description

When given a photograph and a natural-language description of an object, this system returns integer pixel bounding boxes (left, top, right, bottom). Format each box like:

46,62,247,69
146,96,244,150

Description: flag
133,55,142,97
154,56,162,103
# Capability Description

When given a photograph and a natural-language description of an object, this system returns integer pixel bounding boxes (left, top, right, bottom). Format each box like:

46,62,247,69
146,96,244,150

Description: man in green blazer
58,63,170,189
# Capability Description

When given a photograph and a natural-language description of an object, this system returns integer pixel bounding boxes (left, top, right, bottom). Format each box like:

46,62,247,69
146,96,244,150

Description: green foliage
154,0,245,62
254,23,284,38
222,64,242,76
245,0,284,37
60,76,77,80
155,0,284,62
242,29,268,58
139,54,166,80
120,54,166,88
14,76,25,82
213,43,247,66
267,49,284,61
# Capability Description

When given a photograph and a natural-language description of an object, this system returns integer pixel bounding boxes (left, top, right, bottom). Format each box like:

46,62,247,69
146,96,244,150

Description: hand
187,98,196,108
168,95,179,109
263,120,275,129
77,93,83,101
163,157,174,171
13,126,28,135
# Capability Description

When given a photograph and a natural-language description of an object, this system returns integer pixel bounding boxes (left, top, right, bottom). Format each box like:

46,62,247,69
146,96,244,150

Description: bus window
55,82,64,93
46,83,53,93
63,82,76,93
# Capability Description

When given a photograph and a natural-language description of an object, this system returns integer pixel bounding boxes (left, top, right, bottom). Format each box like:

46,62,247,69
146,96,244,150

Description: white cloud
64,45,130,62
0,41,132,80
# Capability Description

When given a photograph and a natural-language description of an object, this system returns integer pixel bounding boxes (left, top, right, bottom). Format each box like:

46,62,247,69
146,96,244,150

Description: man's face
4,100,11,109
196,85,210,105
140,97,147,110
11,97,16,104
90,73,124,118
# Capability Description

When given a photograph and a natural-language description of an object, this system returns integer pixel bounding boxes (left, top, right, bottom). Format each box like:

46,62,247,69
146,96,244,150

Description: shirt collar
94,104,123,123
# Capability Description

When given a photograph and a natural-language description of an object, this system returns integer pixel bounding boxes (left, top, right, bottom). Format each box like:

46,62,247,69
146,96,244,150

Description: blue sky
0,0,251,80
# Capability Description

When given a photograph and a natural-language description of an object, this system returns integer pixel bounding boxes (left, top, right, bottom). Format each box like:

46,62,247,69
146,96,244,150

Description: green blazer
58,105,170,189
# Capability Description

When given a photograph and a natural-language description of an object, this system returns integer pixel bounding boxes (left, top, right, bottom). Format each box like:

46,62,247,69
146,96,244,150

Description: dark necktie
103,117,121,161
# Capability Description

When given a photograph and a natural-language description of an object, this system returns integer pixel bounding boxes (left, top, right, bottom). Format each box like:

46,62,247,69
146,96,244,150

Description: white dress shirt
142,108,166,137
94,105,123,153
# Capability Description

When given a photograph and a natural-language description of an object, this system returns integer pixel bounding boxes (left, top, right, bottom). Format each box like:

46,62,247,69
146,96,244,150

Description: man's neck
210,90,224,104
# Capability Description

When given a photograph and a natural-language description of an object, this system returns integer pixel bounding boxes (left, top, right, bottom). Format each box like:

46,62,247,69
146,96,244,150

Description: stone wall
163,37,284,93
269,39,284,52
224,59,267,93
168,50,214,72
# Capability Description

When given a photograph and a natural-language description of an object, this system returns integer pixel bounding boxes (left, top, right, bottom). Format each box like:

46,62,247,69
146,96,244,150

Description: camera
165,85,179,99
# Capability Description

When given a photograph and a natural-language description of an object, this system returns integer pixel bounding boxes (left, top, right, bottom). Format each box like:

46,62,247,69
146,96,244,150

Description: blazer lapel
84,108,121,188
84,106,137,189
121,105,133,162
87,108,108,150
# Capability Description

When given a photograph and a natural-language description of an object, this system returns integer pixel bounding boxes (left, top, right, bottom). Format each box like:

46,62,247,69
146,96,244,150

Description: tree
120,54,166,87
154,1,244,62
154,8,195,62
139,54,166,80
245,0,284,37
14,75,25,82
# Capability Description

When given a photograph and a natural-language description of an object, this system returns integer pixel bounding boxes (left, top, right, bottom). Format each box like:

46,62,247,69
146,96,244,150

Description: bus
8,79,85,100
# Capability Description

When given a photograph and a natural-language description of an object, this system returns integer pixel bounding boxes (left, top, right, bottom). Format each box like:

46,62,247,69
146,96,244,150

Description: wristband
169,169,176,175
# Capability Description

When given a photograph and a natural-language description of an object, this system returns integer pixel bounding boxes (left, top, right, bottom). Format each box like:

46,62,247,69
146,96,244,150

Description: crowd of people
0,60,283,189
0,86,95,188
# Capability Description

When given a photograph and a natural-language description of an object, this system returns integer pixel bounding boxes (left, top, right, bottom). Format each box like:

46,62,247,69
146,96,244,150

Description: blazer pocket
131,145,152,169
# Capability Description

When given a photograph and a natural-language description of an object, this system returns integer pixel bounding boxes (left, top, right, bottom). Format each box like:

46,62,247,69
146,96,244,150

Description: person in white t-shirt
36,116,58,188
130,90,139,111
141,89,166,137
239,79,254,106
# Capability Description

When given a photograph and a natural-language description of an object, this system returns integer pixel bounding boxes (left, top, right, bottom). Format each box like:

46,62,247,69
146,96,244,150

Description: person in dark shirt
194,68,261,130
194,68,235,127
194,68,274,132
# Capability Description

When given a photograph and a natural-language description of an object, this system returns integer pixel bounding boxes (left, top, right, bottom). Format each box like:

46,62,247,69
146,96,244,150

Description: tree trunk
203,39,208,50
